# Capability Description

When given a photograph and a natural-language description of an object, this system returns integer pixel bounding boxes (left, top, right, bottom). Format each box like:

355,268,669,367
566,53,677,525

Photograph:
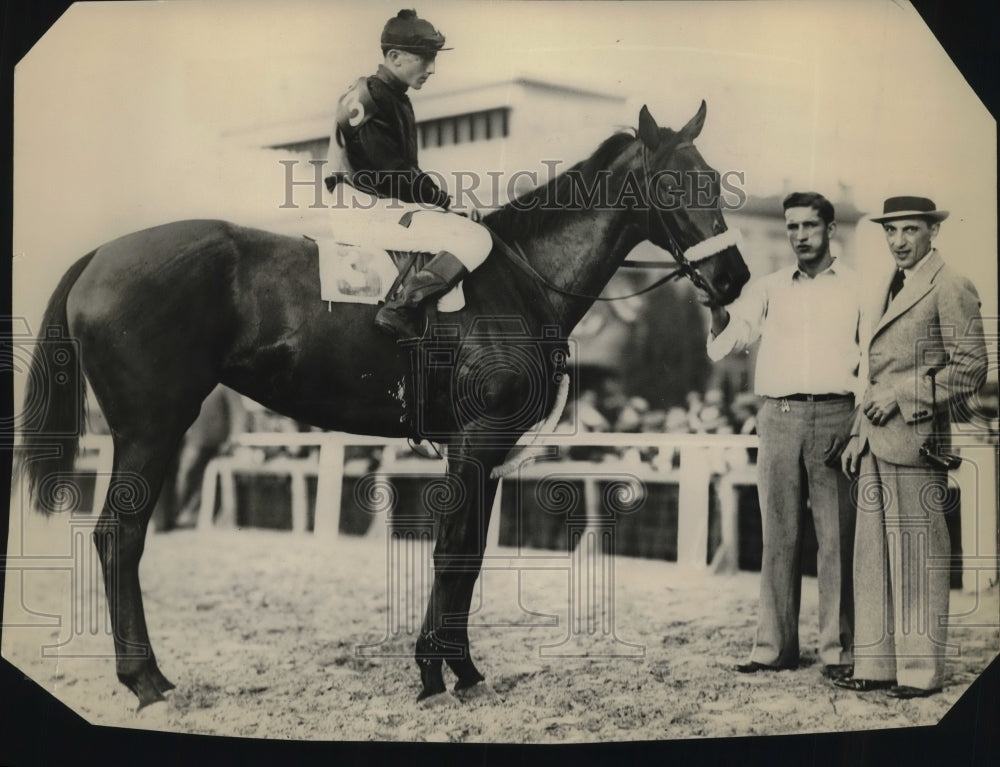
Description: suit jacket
855,250,987,466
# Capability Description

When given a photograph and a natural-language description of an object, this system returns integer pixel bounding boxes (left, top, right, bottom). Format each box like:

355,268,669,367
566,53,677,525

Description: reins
491,236,689,302
491,135,729,304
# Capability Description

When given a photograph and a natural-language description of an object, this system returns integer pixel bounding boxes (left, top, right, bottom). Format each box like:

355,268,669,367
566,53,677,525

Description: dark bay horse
20,103,750,706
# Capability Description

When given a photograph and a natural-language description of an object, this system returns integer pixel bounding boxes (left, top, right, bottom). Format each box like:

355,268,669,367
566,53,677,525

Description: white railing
75,430,997,589
191,431,756,567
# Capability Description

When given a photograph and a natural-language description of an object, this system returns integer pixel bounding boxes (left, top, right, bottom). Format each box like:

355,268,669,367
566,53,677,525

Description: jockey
325,9,493,339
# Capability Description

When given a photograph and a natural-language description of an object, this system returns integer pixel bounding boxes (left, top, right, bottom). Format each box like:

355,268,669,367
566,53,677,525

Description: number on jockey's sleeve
336,78,377,133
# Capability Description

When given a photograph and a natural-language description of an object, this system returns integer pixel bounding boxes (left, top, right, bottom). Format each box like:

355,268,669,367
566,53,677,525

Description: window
271,107,512,157
471,112,489,142
420,121,440,148
488,109,508,140
456,116,472,144
418,108,510,149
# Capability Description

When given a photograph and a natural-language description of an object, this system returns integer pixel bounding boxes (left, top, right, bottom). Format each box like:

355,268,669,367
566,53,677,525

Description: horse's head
635,103,750,306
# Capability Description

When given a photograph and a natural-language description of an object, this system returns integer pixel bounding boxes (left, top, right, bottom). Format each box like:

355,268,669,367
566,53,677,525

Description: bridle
637,139,740,306
495,135,741,304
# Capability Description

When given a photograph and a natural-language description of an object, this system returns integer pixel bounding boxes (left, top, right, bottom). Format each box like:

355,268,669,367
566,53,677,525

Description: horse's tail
18,250,97,513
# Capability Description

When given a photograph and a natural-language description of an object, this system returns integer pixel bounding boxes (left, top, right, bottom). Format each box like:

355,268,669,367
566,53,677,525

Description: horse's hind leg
93,432,185,708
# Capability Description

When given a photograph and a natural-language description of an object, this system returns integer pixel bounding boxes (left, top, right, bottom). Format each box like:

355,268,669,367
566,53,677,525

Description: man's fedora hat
382,9,452,54
870,196,949,224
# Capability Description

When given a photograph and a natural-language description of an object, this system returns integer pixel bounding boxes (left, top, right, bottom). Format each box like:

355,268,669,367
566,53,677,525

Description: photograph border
2,1,997,763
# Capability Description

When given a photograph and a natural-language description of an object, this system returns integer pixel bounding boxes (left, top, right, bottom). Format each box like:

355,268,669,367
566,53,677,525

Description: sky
12,0,997,341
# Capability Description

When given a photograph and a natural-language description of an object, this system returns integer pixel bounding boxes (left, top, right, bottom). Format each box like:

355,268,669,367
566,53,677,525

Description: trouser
750,397,856,667
851,452,951,690
328,185,492,271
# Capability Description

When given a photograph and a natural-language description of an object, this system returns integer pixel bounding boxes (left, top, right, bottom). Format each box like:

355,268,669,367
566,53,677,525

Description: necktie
889,269,906,301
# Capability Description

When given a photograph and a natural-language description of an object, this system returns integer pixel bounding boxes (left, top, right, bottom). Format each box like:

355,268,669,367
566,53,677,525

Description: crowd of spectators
561,379,761,437
555,379,761,469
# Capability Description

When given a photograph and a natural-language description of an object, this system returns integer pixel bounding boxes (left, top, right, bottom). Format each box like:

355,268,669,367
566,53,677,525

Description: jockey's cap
381,9,452,54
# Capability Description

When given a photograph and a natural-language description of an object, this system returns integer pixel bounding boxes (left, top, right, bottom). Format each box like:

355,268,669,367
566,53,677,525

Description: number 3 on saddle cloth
313,237,465,315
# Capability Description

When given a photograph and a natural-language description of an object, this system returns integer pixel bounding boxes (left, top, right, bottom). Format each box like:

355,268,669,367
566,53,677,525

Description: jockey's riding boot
375,251,468,340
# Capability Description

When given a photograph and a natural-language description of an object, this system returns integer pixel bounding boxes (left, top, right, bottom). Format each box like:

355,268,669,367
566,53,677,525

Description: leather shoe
374,305,423,340
735,661,795,674
886,685,940,699
833,677,894,692
821,664,854,681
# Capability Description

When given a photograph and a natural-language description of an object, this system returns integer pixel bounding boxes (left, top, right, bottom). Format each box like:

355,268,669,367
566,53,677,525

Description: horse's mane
484,130,642,241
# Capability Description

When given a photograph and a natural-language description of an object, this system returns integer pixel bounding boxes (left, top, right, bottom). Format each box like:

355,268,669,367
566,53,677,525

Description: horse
18,103,750,707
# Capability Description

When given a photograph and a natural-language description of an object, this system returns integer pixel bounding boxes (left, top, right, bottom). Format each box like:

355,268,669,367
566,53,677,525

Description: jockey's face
387,49,437,90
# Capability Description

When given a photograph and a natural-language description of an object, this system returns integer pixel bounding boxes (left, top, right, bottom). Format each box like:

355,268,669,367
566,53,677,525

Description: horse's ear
679,100,708,140
638,105,661,149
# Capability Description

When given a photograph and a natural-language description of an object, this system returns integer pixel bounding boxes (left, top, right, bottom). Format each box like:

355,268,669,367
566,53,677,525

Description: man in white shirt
701,191,860,681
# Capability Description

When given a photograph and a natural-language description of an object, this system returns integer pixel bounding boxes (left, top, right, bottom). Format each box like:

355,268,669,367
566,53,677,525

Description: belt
780,393,853,402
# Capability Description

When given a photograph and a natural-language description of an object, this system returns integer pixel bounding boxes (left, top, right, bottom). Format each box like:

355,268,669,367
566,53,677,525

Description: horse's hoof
124,663,176,709
453,680,497,701
446,656,485,686
134,688,168,711
416,647,448,701
453,668,485,692
150,668,176,695
415,676,447,702
417,690,459,708
134,690,175,717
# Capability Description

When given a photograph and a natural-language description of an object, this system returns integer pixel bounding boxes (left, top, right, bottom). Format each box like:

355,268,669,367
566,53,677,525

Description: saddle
309,235,569,446
312,238,465,313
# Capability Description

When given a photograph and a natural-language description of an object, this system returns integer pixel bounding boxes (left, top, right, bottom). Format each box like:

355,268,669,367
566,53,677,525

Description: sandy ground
3,515,998,744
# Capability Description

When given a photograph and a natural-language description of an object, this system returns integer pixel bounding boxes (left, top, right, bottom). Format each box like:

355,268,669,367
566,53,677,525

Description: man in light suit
837,196,987,699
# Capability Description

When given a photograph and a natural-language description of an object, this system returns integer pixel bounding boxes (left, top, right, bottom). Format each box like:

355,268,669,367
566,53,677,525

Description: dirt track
3,524,998,742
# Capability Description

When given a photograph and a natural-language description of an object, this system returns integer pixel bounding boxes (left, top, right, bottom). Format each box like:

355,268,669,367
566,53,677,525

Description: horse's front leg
415,442,505,701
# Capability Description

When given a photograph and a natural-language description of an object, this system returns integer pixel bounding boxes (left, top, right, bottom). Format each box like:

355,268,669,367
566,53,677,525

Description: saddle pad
316,239,465,311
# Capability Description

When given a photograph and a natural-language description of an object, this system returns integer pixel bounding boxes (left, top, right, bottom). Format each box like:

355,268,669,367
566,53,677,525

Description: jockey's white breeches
328,185,492,272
